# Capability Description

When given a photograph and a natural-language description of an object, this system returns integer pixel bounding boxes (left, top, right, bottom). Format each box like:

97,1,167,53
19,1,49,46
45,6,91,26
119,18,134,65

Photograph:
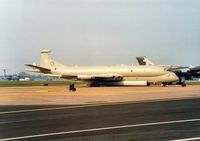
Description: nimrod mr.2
26,50,179,89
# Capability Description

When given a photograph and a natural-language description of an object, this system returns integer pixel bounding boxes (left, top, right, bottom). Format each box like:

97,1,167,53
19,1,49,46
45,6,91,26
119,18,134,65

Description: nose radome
169,72,179,82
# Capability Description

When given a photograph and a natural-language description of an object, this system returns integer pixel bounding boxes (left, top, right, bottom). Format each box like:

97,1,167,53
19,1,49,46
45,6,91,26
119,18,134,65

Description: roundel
50,61,54,66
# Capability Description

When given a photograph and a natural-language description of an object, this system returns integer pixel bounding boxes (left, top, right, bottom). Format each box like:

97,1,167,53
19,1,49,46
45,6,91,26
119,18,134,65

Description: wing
81,74,123,81
44,74,77,79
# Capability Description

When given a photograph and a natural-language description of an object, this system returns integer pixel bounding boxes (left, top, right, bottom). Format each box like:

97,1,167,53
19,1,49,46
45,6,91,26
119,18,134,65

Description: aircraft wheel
161,83,166,87
69,83,76,91
181,83,186,87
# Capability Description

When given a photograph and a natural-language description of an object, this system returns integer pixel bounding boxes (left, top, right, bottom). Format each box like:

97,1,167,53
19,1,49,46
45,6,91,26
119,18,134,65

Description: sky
0,0,200,75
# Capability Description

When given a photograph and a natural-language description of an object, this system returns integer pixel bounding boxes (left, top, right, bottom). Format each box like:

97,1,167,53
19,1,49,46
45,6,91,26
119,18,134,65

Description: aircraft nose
169,72,179,82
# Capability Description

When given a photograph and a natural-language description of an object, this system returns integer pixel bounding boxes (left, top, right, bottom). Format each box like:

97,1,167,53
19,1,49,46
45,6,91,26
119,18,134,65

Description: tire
161,83,166,87
181,83,186,87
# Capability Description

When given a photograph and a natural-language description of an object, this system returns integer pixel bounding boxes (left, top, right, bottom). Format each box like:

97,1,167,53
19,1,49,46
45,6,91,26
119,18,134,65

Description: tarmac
0,85,200,105
0,99,200,141
0,85,200,140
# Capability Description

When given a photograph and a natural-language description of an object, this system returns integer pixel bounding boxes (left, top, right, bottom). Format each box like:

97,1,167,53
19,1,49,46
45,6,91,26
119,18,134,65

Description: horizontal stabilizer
25,64,51,72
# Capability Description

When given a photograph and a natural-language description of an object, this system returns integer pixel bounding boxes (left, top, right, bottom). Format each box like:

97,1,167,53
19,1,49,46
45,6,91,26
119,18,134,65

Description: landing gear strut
69,83,76,91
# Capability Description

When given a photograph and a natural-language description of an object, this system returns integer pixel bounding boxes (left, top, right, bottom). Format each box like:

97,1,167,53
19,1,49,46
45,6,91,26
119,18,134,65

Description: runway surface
0,98,200,141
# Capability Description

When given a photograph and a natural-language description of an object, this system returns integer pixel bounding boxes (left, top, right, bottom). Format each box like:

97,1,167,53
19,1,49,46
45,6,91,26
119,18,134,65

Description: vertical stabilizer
136,56,154,66
40,50,51,68
40,50,67,69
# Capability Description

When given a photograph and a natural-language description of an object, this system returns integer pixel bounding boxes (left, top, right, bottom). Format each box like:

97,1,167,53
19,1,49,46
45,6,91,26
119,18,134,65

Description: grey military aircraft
136,56,200,86
26,50,179,89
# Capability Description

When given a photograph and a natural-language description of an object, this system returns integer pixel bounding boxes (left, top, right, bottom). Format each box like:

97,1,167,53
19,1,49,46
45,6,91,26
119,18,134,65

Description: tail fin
136,56,154,66
40,50,67,69
40,50,51,68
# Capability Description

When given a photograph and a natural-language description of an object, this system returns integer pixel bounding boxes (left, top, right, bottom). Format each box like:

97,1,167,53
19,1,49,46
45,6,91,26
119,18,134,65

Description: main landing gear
161,83,166,87
69,83,76,91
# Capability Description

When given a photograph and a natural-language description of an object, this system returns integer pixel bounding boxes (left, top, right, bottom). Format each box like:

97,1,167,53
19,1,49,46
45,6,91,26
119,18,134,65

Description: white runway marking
170,137,200,141
0,118,200,141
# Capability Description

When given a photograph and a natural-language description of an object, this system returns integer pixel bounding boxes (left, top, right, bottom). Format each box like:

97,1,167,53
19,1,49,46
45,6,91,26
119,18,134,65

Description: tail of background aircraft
136,56,154,66
40,50,67,70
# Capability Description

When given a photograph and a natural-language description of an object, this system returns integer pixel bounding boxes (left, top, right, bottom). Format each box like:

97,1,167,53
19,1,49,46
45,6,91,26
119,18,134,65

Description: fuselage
26,50,179,86
50,65,179,84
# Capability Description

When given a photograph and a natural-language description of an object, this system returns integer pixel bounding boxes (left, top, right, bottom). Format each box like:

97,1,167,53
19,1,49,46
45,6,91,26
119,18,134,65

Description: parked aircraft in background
1,69,31,81
136,56,200,86
26,50,179,90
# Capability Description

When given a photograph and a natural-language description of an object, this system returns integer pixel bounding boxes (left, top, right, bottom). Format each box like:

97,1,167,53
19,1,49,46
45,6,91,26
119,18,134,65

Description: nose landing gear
177,81,186,87
161,81,187,87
